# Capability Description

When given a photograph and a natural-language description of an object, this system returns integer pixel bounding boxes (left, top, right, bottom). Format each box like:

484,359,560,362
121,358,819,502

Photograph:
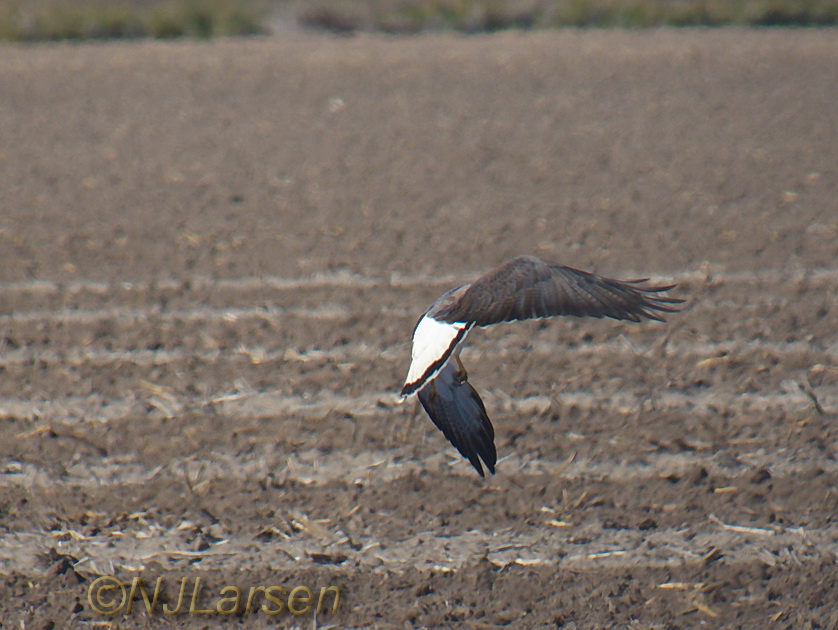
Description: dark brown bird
400,255,683,477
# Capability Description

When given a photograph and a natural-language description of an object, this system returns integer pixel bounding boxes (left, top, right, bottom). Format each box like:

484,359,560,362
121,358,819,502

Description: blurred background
2,0,838,41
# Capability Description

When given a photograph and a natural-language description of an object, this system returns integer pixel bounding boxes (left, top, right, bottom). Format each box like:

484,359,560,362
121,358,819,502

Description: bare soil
0,28,836,629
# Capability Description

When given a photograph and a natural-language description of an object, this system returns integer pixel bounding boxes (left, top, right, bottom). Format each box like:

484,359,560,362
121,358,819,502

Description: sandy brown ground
0,27,836,629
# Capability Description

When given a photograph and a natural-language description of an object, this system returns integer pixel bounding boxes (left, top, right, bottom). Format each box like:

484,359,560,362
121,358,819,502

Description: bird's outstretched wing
417,361,496,477
431,255,683,326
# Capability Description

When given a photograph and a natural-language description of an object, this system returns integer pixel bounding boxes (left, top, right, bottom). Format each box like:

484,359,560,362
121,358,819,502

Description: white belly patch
400,316,470,399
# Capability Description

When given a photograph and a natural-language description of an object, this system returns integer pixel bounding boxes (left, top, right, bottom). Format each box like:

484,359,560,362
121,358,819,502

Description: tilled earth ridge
1,28,837,629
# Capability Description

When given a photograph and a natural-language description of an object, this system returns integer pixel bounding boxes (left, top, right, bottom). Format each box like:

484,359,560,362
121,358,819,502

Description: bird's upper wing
417,361,496,477
431,255,683,326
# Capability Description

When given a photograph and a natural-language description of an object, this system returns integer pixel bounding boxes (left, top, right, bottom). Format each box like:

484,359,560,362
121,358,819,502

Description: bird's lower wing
417,361,496,477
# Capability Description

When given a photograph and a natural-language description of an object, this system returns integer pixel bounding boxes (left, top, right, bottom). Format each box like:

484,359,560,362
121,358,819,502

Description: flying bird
400,255,683,477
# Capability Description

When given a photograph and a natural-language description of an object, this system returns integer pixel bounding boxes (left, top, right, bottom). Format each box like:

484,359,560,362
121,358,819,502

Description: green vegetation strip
1,0,837,41
0,0,268,41
298,0,838,33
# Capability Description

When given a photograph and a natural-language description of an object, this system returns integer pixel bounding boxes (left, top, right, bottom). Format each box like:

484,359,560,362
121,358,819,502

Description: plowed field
0,28,836,629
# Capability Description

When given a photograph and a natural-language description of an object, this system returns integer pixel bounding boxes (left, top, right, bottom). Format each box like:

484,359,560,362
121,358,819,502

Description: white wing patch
400,316,470,400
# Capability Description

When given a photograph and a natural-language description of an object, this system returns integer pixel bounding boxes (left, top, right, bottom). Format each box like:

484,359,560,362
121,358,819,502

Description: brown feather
431,255,682,326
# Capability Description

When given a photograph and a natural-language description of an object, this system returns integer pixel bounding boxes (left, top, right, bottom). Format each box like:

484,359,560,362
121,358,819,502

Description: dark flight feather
417,361,496,477
431,255,683,327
